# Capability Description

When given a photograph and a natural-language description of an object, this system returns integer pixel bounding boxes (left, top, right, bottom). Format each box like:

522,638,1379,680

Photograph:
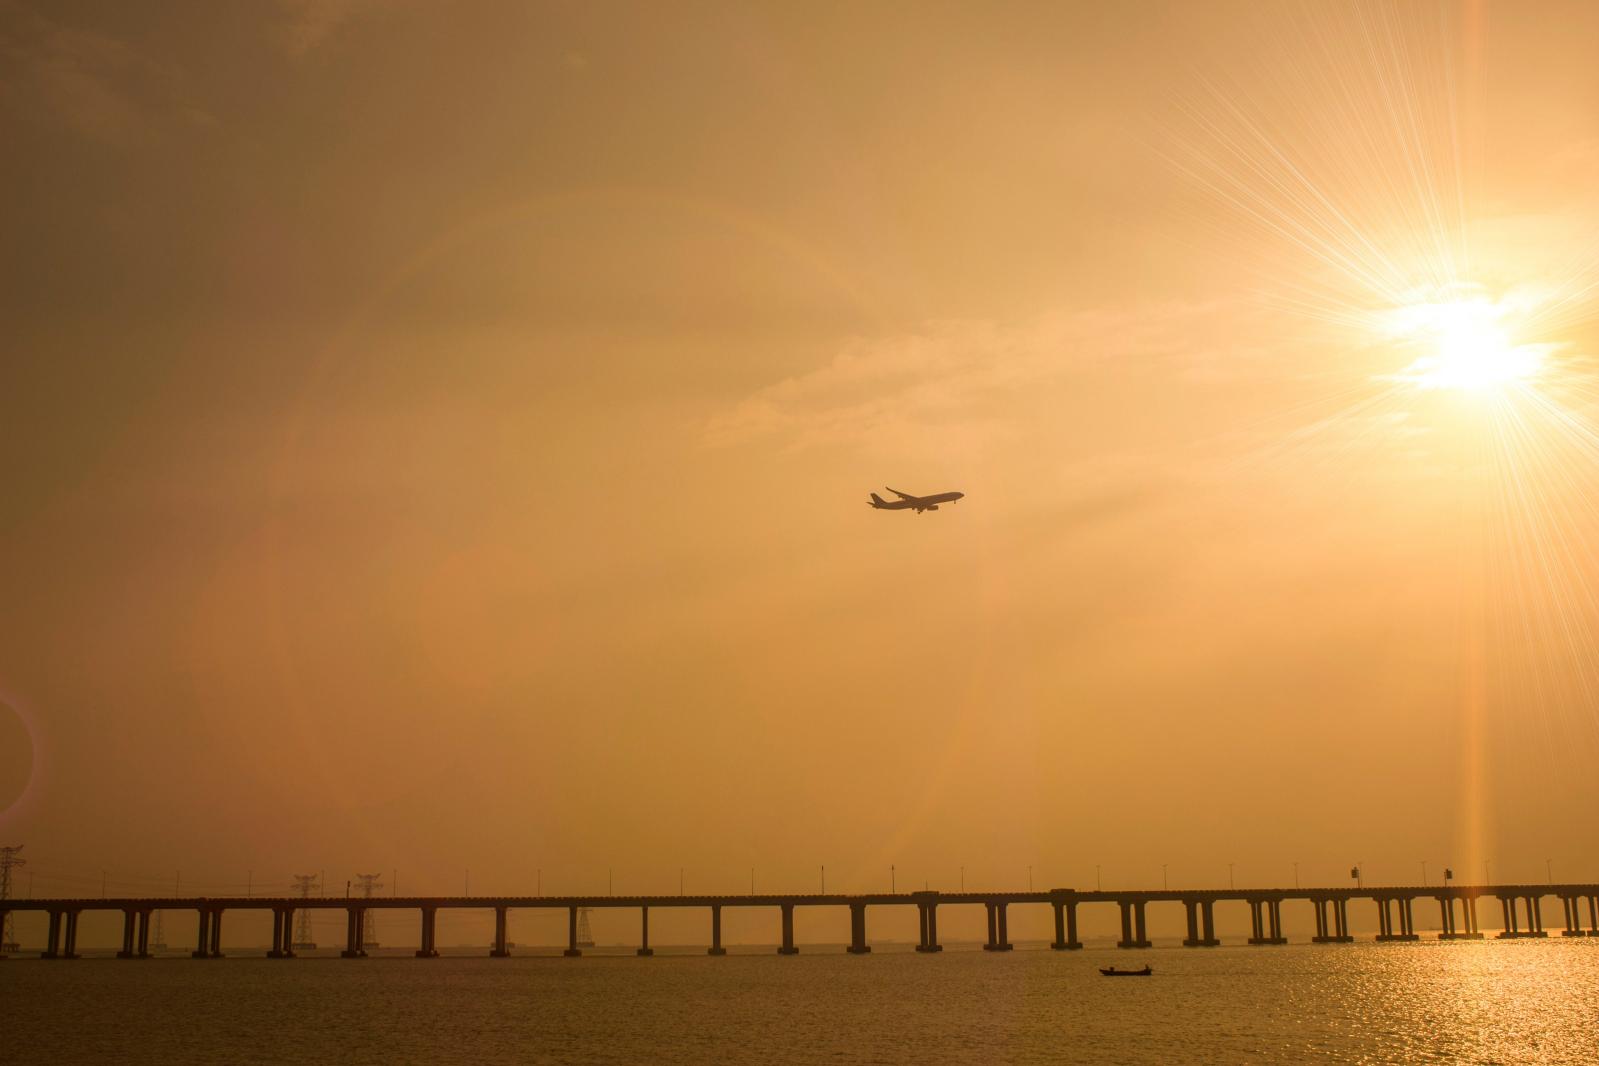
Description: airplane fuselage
869,488,965,513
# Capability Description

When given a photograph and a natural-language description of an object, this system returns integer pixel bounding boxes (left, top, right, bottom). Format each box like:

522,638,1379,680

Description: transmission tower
0,845,23,953
355,873,384,947
576,906,595,948
291,874,319,949
148,871,177,951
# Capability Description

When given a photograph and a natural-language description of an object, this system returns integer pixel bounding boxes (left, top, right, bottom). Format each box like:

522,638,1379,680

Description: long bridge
5,885,1598,960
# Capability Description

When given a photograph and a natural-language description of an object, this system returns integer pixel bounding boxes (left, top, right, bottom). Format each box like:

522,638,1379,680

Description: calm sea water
6,939,1596,1065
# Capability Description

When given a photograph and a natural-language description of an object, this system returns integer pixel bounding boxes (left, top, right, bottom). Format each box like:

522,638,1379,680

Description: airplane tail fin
869,492,888,508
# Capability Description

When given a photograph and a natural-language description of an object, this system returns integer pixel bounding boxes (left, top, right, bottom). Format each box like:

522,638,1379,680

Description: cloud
0,3,215,144
705,302,1247,450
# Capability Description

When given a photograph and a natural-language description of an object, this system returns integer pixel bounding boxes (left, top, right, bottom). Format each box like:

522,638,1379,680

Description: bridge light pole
891,865,896,893
1161,864,1167,890
1547,859,1553,884
1027,866,1032,891
1228,863,1234,890
1095,865,1100,891
1292,862,1299,889
1421,861,1427,886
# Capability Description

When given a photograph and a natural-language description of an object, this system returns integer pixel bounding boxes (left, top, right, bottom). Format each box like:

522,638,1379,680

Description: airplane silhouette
868,487,965,513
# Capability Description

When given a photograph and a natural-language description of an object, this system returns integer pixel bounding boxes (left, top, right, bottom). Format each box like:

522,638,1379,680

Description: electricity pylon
292,874,319,949
355,873,384,947
576,907,595,948
0,845,23,952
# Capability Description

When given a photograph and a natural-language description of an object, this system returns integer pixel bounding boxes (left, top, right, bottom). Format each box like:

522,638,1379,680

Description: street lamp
1162,864,1168,890
1228,863,1235,890
1292,861,1299,889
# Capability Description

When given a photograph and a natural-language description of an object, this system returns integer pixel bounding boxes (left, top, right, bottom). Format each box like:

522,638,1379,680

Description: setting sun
1385,293,1547,393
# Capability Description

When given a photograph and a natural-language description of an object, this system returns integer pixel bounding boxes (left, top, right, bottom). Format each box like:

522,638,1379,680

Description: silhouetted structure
0,845,22,954
10,877,1599,961
291,875,319,950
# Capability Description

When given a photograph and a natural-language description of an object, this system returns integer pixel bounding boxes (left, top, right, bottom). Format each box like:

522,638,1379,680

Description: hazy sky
3,1,1599,942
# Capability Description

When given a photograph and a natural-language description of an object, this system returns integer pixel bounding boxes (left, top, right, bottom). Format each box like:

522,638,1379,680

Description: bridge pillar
637,905,653,956
1249,899,1284,944
1247,899,1286,944
1589,896,1599,936
192,909,211,958
564,906,582,957
1561,896,1584,937
1529,896,1547,936
1396,898,1417,941
708,903,727,956
1115,899,1148,948
1315,898,1351,942
981,901,1013,951
1182,898,1217,946
41,910,60,958
847,902,870,954
1052,896,1081,950
268,909,287,958
282,908,298,957
209,910,224,957
118,909,137,958
415,907,438,958
916,899,942,952
62,911,80,959
1463,895,1481,937
778,903,798,954
1376,898,1396,941
489,906,508,957
136,910,152,957
342,907,366,958
1497,896,1515,937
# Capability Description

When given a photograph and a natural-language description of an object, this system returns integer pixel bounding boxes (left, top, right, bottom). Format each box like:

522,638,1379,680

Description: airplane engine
925,505,939,511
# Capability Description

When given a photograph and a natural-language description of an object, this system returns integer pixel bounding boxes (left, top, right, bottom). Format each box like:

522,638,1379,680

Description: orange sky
2,1,1598,935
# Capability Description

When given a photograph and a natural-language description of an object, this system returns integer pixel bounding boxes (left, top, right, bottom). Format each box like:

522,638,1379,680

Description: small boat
1100,965,1152,977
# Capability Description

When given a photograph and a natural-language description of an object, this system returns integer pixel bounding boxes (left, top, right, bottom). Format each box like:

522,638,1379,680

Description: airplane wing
885,487,919,501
